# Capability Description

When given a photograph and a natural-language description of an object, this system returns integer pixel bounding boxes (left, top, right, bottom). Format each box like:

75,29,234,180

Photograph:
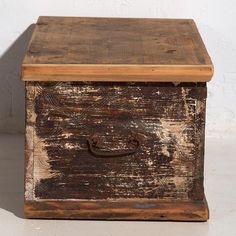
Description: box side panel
25,82,206,202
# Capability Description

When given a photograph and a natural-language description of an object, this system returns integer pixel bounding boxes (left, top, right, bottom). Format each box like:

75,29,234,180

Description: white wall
0,0,235,137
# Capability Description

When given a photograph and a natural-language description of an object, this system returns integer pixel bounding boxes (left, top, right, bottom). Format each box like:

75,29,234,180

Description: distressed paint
25,125,34,200
25,82,206,202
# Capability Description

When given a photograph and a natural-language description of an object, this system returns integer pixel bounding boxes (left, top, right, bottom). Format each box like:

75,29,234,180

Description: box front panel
25,82,206,201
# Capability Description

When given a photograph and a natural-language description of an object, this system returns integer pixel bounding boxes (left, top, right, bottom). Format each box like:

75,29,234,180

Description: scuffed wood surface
24,17,212,65
25,82,206,202
25,198,209,221
21,17,213,82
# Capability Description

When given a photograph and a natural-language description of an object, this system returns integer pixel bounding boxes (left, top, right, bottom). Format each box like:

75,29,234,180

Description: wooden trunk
22,17,213,221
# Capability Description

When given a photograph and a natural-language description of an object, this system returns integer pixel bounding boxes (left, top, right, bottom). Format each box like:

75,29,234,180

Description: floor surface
0,134,235,236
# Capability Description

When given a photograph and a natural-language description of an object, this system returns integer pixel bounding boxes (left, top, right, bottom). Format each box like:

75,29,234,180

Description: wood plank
22,64,213,82
21,17,213,82
24,198,209,221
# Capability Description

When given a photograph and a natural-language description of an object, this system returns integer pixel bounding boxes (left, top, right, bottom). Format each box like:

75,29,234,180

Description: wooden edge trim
38,16,195,22
25,198,209,221
189,20,214,68
21,64,214,82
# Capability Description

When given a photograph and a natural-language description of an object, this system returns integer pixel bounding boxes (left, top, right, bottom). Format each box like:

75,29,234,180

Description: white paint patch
161,146,170,157
147,160,153,166
33,129,61,186
64,142,75,149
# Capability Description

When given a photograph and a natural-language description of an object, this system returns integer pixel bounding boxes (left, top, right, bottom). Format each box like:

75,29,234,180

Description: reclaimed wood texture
21,17,213,82
25,81,207,220
25,198,209,221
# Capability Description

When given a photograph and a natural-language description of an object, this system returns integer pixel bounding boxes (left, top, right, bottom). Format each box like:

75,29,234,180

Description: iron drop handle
87,135,140,158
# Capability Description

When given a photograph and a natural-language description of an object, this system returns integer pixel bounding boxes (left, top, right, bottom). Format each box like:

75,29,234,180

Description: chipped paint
25,125,34,200
25,82,206,201
181,87,192,117
33,125,61,185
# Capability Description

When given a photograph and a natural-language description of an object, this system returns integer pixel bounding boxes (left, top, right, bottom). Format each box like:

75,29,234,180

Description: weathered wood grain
21,17,213,82
25,198,209,221
25,82,206,203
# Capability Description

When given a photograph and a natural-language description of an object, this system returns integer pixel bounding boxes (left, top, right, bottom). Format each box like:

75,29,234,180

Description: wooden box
21,17,213,221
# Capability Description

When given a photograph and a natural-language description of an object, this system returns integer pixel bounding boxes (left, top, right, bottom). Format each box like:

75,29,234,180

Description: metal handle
87,135,140,158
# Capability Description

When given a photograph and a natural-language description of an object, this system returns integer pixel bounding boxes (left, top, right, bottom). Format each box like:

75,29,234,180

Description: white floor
0,134,235,236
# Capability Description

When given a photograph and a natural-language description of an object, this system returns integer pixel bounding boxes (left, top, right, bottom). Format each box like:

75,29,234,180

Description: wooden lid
21,16,213,82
